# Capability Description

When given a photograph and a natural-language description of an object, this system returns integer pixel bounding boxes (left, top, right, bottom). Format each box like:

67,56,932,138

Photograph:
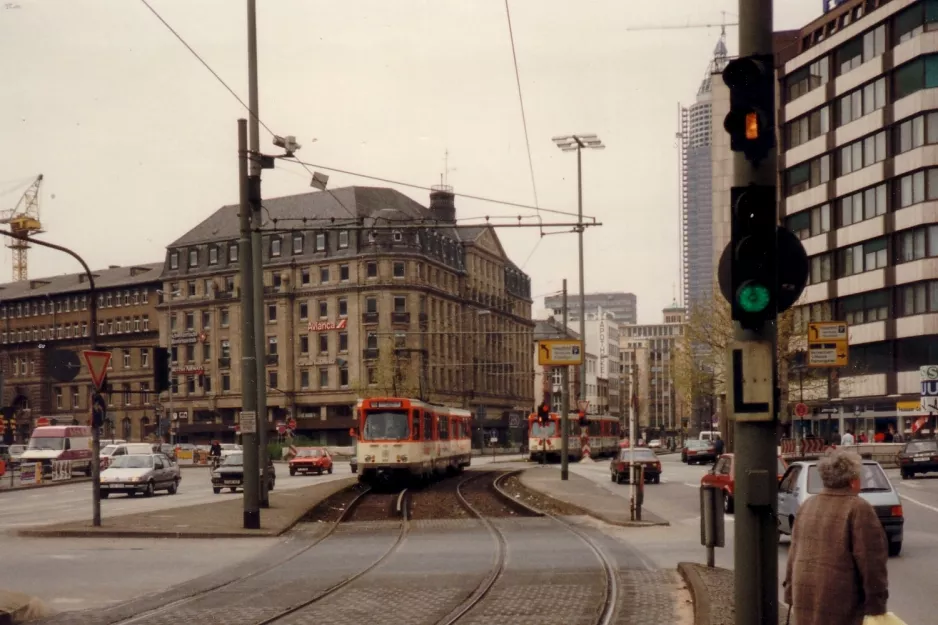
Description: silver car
777,460,904,557
99,453,181,498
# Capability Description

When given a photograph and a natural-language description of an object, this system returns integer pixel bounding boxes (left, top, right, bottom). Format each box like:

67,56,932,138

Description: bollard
699,485,726,567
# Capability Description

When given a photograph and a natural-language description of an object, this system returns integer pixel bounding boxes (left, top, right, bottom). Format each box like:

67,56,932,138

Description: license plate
914,458,929,462
224,480,240,485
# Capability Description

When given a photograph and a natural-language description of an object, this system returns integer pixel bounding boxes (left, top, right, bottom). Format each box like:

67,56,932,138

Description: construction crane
0,174,44,282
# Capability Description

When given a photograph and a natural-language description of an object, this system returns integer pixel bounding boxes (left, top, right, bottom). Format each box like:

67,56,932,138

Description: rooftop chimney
429,184,456,224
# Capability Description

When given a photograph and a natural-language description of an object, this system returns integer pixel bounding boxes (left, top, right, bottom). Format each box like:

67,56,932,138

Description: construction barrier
51,460,72,481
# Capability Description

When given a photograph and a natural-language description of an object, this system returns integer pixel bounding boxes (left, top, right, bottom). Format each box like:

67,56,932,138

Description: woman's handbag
863,614,909,625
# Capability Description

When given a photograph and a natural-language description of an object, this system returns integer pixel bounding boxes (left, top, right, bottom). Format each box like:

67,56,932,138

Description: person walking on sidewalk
783,448,889,625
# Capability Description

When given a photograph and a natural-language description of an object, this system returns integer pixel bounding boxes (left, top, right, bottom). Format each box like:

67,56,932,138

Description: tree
350,335,422,399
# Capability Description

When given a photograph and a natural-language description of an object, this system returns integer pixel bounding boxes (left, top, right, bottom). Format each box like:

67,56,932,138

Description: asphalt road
568,453,938,625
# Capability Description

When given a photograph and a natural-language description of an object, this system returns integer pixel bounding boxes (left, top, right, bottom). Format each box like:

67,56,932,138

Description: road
567,453,938,625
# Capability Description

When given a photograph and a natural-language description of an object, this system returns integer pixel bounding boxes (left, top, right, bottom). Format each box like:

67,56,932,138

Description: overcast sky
1,0,821,323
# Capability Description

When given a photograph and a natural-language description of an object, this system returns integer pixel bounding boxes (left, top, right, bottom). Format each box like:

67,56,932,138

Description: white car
100,454,181,498
647,439,663,449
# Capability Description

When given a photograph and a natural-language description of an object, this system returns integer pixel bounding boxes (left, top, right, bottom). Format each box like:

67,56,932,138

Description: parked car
897,438,938,479
289,448,333,475
777,459,904,557
647,439,663,450
211,452,276,494
701,453,788,514
610,447,662,484
99,453,181,498
682,439,716,464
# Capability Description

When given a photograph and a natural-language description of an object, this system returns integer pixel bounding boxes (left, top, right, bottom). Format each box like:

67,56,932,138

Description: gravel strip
409,477,472,520
461,471,537,518
301,483,368,523
499,473,590,517
344,492,401,523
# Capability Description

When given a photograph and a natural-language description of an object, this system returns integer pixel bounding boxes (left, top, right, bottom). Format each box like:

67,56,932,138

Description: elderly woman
784,448,889,625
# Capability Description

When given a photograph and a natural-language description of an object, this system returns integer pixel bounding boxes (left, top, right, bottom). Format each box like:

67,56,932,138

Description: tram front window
531,422,556,438
363,411,410,441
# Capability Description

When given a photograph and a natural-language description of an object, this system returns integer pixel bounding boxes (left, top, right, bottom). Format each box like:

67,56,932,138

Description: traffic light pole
560,279,570,481
733,1,778,624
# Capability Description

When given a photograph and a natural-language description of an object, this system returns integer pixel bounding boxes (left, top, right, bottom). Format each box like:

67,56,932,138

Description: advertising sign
19,462,40,485
920,365,938,413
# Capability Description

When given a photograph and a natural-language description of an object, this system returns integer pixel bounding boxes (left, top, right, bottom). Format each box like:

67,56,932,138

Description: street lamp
552,133,605,405
157,288,181,444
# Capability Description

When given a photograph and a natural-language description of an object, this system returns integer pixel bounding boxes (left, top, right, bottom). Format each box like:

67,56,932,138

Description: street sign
82,350,112,390
287,418,297,430
807,322,848,368
537,339,583,366
240,410,257,434
819,407,838,414
509,414,520,429
36,417,50,427
920,366,938,412
793,402,809,418
727,340,774,422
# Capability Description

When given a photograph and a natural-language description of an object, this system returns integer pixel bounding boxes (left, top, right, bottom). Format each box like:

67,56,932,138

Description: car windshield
806,463,891,494
26,437,65,451
222,453,244,466
905,440,938,454
10,445,25,454
363,410,409,441
101,445,119,457
777,458,787,475
110,455,153,469
297,449,323,458
620,449,657,461
686,440,709,449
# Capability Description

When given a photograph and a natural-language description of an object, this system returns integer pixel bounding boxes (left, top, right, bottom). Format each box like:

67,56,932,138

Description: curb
516,467,670,527
0,477,92,493
16,477,358,540
678,562,709,625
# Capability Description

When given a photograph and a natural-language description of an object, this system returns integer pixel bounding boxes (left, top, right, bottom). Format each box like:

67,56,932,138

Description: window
186,281,196,297
340,366,349,388
367,261,378,278
229,243,238,262
367,367,377,385
123,351,131,368
837,78,885,125
366,332,378,350
319,300,328,319
203,342,211,361
271,237,282,257
186,345,196,362
899,280,938,316
300,335,309,354
836,37,863,75
188,248,198,267
269,371,278,389
338,298,348,317
208,246,218,265
393,295,407,313
394,332,406,348
897,224,938,262
268,304,277,323
222,374,231,391
169,251,179,269
896,115,926,154
315,232,326,251
895,170,927,208
339,332,348,352
141,349,150,368
339,230,349,248
837,237,888,277
268,336,278,355
299,302,308,320
301,370,310,388
319,368,329,388
840,184,887,226
220,308,230,327
301,269,310,285
810,253,832,284
55,388,63,409
893,56,938,101
393,261,405,278
839,289,889,325
320,266,329,283
366,297,378,314
319,334,329,355
787,106,830,149
895,1,938,44
221,340,231,358
786,155,830,194
839,131,886,175
292,233,304,254
786,56,828,101
339,264,349,282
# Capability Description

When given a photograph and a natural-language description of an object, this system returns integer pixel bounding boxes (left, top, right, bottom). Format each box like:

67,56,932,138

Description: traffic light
577,411,588,427
722,54,775,166
537,403,550,425
153,347,171,393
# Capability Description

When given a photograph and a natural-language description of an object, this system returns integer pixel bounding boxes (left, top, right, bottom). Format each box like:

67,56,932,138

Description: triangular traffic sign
82,350,112,390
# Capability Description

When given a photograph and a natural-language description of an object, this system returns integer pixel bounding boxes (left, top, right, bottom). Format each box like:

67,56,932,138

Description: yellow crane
0,174,44,281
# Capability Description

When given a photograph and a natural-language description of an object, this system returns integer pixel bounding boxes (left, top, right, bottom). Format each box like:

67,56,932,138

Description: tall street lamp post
156,288,181,445
551,134,605,405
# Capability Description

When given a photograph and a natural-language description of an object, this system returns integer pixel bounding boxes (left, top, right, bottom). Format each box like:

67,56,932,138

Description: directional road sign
807,321,848,368
727,340,774,422
82,350,112,390
538,339,583,366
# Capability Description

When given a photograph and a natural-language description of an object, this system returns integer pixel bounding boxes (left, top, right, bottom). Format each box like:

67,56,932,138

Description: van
699,431,719,441
20,425,93,476
100,443,157,470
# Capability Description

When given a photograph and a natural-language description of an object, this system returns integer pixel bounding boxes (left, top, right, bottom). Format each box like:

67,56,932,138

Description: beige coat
784,490,889,625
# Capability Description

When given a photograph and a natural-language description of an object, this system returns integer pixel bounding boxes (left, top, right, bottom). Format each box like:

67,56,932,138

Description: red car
610,446,662,484
700,453,788,513
289,447,333,476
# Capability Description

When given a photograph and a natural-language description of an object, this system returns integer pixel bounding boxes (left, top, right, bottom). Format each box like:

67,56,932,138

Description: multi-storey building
778,0,938,438
578,309,621,416
544,292,637,325
0,264,163,442
532,318,585,413
159,185,534,444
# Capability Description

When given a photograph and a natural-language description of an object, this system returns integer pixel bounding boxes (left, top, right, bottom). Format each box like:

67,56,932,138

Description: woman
784,448,889,625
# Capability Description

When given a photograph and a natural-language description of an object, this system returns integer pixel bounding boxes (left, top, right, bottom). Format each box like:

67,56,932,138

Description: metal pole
246,0,268,509
576,145,587,407
733,1,777,623
560,279,570,480
629,364,637,520
238,118,260,529
167,296,174,446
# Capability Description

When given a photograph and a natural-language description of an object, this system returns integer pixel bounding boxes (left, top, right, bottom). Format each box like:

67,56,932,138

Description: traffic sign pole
559,279,571,481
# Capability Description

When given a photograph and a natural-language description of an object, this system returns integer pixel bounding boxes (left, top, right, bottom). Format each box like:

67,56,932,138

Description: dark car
682,439,717,464
898,439,938,479
610,447,662,484
211,452,276,494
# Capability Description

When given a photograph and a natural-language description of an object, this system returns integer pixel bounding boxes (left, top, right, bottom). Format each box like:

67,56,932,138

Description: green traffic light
737,282,770,313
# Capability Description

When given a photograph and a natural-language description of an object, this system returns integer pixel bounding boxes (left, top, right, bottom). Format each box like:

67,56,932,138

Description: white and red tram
527,413,620,462
356,397,472,484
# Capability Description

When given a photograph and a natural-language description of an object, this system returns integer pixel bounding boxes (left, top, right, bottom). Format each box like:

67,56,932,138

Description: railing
391,312,411,324
361,312,379,324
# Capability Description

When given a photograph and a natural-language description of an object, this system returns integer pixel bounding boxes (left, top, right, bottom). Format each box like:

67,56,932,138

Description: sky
1,0,822,324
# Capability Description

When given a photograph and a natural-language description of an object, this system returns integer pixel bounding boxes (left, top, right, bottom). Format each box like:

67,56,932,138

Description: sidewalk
17,477,356,539
678,563,787,625
518,466,669,527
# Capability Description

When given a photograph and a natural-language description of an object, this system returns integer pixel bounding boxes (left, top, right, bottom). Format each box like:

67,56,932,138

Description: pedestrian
713,434,725,456
783,448,889,625
840,429,855,446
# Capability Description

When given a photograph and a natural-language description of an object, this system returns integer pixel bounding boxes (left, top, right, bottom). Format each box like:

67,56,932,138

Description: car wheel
610,471,616,482
268,480,275,491
653,475,661,484
230,487,237,492
213,487,221,494
328,466,333,474
318,468,323,475
101,492,109,499
144,481,155,497
168,479,178,495
84,464,92,477
724,493,734,514
289,467,296,476
888,541,902,557
901,470,910,480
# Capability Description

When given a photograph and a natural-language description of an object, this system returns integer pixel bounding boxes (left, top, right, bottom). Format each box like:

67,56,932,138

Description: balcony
361,311,379,324
391,311,410,324
266,353,279,366
214,288,238,301
362,348,379,360
217,356,231,368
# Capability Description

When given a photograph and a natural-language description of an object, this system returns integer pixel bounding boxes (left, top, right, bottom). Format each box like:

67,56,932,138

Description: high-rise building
543,292,636,325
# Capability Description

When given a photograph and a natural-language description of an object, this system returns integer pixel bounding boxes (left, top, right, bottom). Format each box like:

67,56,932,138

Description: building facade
159,185,534,444
532,318,584,413
0,264,163,443
778,0,938,438
544,292,637,325
579,309,621,416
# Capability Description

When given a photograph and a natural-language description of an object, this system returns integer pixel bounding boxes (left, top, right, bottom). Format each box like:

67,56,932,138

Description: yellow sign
807,321,848,368
537,339,583,366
